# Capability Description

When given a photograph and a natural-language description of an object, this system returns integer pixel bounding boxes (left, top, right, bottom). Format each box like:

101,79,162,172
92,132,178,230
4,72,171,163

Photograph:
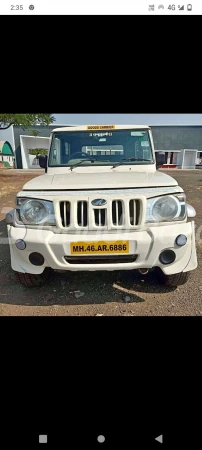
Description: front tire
156,269,189,287
14,268,52,287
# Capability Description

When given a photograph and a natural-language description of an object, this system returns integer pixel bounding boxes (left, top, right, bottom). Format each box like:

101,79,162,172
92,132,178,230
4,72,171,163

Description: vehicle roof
51,125,150,133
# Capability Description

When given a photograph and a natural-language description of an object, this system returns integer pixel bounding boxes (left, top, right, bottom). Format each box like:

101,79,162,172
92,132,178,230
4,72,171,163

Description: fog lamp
176,235,187,247
15,239,26,250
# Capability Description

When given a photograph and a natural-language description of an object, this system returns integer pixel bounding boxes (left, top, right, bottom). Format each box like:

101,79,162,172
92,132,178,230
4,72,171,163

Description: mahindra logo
91,199,107,206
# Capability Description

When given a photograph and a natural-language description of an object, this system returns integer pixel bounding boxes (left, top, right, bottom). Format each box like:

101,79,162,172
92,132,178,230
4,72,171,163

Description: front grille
59,197,143,229
64,255,138,264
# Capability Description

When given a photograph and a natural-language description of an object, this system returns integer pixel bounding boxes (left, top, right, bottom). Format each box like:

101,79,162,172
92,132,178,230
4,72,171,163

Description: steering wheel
69,152,94,161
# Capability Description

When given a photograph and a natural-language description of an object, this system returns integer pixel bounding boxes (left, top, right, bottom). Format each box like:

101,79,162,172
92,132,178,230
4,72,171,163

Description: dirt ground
0,168,202,316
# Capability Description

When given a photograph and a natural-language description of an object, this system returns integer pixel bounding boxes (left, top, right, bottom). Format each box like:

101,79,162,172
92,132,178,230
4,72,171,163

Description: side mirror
39,155,47,169
156,152,165,168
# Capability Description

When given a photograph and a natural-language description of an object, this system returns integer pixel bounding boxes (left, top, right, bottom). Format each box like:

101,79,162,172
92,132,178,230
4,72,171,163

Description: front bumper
7,221,197,275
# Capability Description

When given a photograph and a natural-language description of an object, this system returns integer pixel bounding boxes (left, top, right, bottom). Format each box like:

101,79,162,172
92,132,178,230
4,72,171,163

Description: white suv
6,125,197,287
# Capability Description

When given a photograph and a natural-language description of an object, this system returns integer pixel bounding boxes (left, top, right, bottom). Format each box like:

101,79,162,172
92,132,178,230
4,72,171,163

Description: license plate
70,241,129,255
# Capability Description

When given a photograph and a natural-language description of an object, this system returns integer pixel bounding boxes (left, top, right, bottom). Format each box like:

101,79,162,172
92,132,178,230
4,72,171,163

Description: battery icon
187,4,192,10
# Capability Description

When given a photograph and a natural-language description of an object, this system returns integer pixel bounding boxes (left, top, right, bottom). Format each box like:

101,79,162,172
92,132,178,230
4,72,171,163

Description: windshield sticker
87,125,116,130
131,132,146,136
89,132,112,137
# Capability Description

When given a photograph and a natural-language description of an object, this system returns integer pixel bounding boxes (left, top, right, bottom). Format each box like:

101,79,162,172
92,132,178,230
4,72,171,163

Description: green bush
28,148,48,157
2,161,10,167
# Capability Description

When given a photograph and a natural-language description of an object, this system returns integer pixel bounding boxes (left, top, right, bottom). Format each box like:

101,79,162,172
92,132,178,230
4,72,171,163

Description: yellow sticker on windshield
87,125,116,130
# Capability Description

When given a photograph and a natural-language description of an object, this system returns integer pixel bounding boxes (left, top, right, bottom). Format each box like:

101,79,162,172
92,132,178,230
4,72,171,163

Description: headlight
16,198,56,225
146,194,186,223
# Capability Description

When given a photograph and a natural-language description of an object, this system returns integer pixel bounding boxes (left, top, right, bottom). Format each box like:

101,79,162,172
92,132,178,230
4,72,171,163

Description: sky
53,114,202,126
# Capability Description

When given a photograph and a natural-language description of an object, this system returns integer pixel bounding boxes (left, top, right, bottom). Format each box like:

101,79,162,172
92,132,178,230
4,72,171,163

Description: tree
0,114,55,130
28,148,48,158
29,129,41,137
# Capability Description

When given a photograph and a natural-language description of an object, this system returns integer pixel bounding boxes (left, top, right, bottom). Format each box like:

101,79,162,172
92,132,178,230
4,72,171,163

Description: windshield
48,129,154,167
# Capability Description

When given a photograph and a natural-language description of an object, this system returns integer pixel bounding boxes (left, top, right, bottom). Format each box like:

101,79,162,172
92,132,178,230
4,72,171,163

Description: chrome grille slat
94,208,106,227
63,201,67,227
81,201,84,227
60,201,71,227
112,200,123,226
116,201,119,225
133,200,136,226
129,199,141,226
77,201,88,227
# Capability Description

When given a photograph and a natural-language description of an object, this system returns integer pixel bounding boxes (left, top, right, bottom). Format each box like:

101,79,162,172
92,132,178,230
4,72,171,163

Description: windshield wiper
111,158,153,168
70,159,109,171
69,159,98,171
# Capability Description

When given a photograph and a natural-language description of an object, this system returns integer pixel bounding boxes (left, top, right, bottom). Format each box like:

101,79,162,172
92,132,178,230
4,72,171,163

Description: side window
134,138,150,159
141,139,151,159
65,142,70,156
49,137,61,165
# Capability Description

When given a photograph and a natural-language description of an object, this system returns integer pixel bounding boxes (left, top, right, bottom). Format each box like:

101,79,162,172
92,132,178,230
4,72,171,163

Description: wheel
156,269,189,287
14,268,52,287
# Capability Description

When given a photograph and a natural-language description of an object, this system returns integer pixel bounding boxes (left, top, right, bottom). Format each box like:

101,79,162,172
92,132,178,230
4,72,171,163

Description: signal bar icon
178,4,184,9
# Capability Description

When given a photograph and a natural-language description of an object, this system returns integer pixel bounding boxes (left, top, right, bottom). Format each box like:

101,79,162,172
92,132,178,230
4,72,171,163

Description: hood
22,170,177,191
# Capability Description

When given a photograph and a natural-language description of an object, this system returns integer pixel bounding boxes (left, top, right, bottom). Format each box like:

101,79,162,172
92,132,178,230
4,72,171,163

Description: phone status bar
0,1,201,14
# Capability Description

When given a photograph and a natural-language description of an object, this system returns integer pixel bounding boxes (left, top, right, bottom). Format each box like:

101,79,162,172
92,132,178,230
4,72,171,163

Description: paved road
0,170,201,316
